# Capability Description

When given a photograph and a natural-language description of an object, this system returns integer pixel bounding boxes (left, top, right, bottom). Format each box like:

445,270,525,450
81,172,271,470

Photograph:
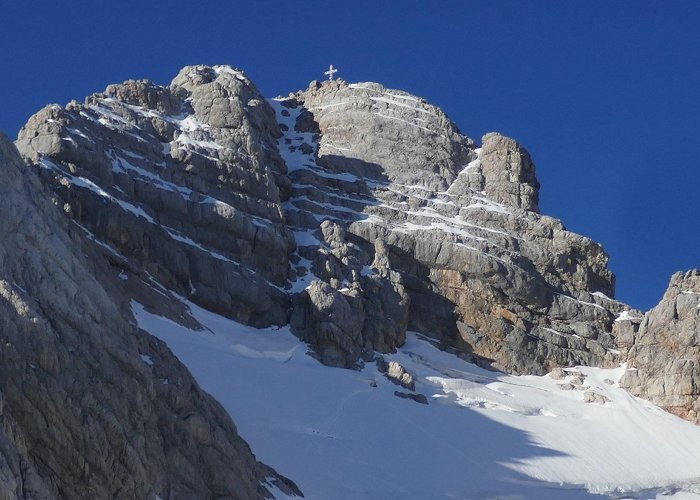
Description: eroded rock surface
17,65,294,327
7,62,700,493
276,78,631,374
16,66,642,377
0,133,297,499
622,270,700,423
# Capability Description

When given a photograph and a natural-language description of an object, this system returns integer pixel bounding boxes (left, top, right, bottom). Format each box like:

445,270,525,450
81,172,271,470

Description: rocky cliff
17,66,293,328
0,133,297,499
282,79,632,373
16,66,642,376
5,64,700,497
621,270,700,423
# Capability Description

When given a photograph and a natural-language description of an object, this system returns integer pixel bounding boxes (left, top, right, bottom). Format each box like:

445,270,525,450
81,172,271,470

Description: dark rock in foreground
0,133,299,499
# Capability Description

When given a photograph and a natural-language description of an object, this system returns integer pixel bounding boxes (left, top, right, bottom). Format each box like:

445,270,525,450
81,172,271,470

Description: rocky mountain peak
295,78,475,192
4,61,700,497
14,64,628,376
293,79,540,214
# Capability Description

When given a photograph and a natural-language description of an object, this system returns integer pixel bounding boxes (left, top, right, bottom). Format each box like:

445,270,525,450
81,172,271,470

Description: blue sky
2,1,698,310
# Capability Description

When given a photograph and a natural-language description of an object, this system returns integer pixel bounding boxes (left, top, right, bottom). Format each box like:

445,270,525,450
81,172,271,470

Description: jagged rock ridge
621,270,700,423
13,64,700,436
16,66,641,376
17,66,294,328
279,79,631,373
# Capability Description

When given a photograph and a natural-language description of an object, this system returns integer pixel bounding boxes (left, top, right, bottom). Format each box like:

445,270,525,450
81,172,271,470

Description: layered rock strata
17,66,640,376
11,59,700,498
278,79,632,373
17,66,294,327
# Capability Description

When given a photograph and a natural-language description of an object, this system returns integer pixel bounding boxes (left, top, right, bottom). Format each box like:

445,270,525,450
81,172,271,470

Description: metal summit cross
324,64,338,80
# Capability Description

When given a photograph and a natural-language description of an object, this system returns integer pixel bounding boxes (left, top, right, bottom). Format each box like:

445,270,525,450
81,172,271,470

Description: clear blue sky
3,1,699,310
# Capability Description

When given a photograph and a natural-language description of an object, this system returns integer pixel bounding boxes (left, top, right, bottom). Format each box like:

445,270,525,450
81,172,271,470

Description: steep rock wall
0,133,297,499
17,66,294,327
18,67,637,376
622,270,700,423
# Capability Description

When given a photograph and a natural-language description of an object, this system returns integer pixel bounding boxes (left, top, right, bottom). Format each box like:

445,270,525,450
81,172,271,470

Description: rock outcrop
478,132,540,212
289,222,409,367
622,270,700,423
17,65,294,327
0,134,298,499
278,78,630,374
15,66,642,377
377,358,416,391
6,61,700,494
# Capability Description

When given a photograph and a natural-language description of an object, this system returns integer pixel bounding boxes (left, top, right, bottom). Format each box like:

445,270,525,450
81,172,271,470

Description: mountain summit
1,64,699,498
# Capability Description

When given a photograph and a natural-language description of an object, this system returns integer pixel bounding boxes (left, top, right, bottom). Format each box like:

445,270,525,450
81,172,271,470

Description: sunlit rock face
17,65,635,377
280,77,625,373
17,65,294,328
622,270,700,423
9,61,700,498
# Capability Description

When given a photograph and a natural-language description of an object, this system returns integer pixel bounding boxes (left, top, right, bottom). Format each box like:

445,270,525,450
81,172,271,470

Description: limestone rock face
622,270,700,423
276,79,627,374
0,134,297,499
289,222,409,368
297,80,474,193
479,132,540,212
17,65,294,327
11,62,700,483
16,66,635,376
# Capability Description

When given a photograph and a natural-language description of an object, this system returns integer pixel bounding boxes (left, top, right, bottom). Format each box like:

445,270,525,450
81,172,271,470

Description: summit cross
324,64,338,80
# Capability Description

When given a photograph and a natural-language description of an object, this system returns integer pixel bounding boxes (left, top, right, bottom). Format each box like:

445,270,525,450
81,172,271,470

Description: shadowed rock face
16,67,637,376
622,270,700,423
0,134,298,499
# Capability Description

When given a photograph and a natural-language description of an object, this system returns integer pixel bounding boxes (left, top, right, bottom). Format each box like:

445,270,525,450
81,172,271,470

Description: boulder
393,391,429,405
377,358,416,391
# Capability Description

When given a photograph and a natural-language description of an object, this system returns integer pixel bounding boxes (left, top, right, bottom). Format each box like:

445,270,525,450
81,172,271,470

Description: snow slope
133,298,700,499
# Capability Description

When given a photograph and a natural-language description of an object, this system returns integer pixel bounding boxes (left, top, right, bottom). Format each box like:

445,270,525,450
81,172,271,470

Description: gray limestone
279,78,627,374
622,270,700,423
14,67,641,377
289,222,409,368
13,63,700,436
479,132,540,212
583,391,611,405
17,68,634,375
549,367,566,380
17,66,294,328
0,134,299,499
377,358,416,391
